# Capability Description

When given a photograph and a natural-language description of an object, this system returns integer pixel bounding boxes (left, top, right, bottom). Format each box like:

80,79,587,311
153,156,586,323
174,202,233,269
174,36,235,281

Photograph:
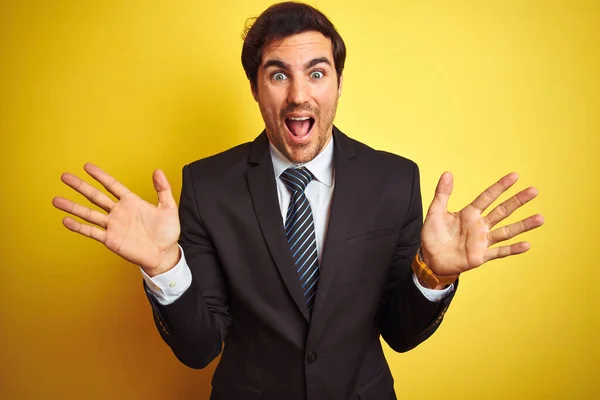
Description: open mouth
285,116,315,139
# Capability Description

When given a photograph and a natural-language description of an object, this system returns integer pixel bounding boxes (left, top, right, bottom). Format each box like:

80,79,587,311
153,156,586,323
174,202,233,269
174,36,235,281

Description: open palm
52,163,180,274
421,172,544,276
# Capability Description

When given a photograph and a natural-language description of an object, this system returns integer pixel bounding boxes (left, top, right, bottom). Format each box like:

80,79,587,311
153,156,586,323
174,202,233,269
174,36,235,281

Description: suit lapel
312,127,357,315
246,132,311,322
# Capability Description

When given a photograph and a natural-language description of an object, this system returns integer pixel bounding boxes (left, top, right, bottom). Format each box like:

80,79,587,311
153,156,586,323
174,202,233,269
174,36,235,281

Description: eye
272,72,287,81
310,70,324,80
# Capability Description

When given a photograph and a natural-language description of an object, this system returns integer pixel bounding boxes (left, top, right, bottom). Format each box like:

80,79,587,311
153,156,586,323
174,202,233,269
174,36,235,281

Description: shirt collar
269,136,334,187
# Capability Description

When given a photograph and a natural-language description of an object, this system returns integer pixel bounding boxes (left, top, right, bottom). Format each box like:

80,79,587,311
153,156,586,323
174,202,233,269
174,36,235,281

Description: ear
250,82,259,102
337,74,343,98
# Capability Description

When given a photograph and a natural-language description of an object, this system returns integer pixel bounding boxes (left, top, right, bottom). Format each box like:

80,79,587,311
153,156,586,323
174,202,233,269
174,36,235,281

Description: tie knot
281,167,314,193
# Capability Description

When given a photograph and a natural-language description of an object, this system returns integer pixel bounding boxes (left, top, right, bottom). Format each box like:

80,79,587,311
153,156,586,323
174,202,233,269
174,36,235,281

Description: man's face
252,31,343,163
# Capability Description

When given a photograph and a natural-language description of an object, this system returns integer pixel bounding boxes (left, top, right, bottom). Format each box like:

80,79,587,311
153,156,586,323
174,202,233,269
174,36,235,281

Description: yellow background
2,0,598,398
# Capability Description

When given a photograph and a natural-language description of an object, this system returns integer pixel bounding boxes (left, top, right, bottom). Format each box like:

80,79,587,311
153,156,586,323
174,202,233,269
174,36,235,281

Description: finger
471,172,519,213
488,214,545,245
52,196,108,228
484,187,539,228
484,241,530,262
83,163,131,200
153,169,177,208
62,216,107,243
60,172,116,212
427,172,453,216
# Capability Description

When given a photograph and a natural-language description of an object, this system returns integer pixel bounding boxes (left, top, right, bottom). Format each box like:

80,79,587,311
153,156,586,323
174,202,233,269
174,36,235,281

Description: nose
287,77,310,105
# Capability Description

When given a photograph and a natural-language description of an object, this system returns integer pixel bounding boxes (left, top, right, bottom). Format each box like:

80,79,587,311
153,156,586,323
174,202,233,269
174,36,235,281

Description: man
52,2,544,399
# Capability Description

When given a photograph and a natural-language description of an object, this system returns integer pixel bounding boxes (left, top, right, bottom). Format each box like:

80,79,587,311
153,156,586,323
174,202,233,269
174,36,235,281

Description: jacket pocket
211,379,262,400
346,228,396,245
357,368,396,400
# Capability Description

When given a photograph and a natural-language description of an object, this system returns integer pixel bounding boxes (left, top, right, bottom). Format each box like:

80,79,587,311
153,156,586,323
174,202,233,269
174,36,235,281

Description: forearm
143,246,230,369
376,270,455,352
146,277,227,369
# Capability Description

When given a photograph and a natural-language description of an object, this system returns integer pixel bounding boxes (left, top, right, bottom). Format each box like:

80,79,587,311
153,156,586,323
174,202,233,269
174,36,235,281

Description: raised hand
52,163,181,276
420,172,544,277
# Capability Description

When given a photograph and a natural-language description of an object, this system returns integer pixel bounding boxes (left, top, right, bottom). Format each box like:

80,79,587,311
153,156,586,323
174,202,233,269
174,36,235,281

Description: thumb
153,169,177,208
427,171,453,216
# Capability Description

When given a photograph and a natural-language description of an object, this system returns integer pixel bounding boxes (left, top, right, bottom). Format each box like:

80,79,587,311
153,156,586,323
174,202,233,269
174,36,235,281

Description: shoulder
180,137,259,190
176,141,256,203
186,141,252,174
336,128,419,178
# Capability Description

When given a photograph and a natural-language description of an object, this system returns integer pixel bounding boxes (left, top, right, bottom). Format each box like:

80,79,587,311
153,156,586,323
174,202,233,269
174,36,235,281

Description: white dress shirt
142,137,454,305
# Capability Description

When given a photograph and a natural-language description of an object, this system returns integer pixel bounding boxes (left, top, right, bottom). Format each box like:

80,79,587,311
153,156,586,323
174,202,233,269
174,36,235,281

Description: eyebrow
306,57,331,69
262,57,332,71
263,59,289,70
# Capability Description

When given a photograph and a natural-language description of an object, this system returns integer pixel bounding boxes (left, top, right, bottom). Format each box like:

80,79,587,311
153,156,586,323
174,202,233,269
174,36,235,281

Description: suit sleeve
144,164,231,368
375,162,457,352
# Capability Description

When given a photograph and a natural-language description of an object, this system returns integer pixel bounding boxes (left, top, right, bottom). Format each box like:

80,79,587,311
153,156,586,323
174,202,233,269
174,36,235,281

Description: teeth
288,116,311,121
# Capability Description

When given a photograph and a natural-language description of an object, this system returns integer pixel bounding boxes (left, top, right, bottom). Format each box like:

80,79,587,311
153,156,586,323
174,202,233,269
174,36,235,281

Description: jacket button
307,352,318,364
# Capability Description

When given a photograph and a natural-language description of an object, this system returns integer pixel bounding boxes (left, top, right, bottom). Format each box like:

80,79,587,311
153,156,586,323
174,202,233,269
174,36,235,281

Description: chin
284,143,321,164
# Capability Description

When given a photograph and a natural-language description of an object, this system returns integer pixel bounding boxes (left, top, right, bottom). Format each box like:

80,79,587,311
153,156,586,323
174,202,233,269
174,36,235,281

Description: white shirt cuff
141,245,192,305
412,272,454,302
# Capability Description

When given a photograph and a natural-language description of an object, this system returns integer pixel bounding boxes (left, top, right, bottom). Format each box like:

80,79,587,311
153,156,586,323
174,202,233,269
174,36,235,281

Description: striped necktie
281,167,319,312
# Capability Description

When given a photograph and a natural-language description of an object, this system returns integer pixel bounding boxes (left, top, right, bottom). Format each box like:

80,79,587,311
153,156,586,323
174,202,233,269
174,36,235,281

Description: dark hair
241,2,346,90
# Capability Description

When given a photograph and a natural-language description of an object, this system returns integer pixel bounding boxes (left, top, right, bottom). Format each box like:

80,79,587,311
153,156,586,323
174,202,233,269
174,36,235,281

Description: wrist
412,248,457,290
144,244,181,277
415,270,450,290
420,249,433,269
430,282,450,290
